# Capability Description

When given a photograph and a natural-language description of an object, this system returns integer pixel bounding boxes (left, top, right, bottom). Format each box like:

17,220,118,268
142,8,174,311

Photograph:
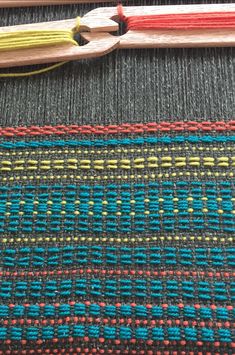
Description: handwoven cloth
0,121,234,354
0,0,234,354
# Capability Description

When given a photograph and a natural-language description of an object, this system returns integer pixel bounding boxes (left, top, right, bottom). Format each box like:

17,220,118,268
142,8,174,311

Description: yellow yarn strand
0,17,80,78
0,62,68,78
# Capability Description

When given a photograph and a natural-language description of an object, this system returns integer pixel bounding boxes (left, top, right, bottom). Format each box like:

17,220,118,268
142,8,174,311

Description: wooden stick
0,17,118,34
0,4,235,69
83,4,235,48
83,29,235,50
0,34,120,68
0,0,113,7
87,4,235,18
0,17,119,68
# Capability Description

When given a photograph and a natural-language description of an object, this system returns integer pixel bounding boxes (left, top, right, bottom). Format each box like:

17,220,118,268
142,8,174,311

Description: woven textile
0,0,234,353
0,122,234,354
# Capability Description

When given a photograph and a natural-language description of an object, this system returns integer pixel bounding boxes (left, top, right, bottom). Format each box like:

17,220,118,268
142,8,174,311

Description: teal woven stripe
1,135,234,149
1,245,234,269
0,303,233,321
0,324,232,342
0,182,234,233
0,277,234,302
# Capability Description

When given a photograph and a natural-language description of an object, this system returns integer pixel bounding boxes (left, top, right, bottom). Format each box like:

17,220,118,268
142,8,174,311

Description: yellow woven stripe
2,199,235,217
1,170,234,183
1,235,233,244
0,156,234,171
0,145,233,157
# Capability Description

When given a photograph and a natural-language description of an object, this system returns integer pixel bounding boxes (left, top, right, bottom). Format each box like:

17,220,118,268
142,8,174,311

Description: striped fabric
0,122,234,354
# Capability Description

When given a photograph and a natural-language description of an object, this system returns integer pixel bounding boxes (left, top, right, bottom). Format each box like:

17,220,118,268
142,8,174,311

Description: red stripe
2,316,233,328
0,121,235,137
1,269,233,278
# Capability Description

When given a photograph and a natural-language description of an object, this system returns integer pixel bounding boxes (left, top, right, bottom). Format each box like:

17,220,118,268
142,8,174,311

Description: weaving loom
0,0,234,354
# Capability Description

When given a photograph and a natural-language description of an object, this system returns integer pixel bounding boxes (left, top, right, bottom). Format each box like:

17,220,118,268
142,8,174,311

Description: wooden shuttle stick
0,4,234,68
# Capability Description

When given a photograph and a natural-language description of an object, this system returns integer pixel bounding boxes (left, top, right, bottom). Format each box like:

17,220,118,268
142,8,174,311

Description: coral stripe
1,338,235,348
0,121,235,137
0,269,233,278
2,316,233,328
